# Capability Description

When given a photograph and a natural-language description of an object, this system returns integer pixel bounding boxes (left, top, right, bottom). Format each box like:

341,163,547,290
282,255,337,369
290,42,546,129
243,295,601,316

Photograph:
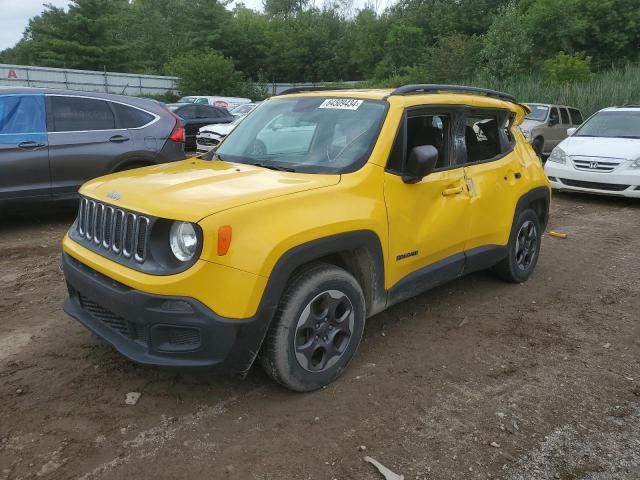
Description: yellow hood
80,159,340,222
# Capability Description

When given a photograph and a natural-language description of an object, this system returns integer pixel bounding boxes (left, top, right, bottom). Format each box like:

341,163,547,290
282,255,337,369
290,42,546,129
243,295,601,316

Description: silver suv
521,103,583,157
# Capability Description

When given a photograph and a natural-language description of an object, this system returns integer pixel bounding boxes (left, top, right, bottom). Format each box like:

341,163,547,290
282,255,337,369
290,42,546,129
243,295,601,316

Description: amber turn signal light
217,225,232,256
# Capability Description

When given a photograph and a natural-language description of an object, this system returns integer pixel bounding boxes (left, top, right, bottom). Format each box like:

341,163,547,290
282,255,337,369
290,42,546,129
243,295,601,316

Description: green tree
427,33,483,83
480,2,533,81
167,51,242,95
25,0,132,70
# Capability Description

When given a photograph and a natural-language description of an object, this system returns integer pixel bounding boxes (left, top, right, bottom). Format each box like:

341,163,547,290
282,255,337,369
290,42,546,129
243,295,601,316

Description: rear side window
560,108,570,124
112,102,154,128
0,95,46,137
569,108,583,124
50,96,116,132
464,114,501,163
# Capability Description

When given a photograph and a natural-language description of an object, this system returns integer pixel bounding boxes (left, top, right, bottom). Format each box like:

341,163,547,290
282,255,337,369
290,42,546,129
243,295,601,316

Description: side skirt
387,245,507,307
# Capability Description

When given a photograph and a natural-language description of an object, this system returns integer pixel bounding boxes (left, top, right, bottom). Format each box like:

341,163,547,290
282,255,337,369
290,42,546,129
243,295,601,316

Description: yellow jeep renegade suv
62,85,550,391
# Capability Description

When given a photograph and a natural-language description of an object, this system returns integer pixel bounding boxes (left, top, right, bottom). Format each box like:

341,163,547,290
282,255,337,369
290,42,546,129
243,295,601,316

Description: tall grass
478,64,640,116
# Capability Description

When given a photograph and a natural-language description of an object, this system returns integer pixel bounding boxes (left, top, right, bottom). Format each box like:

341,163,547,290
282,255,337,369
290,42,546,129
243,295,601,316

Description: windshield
231,103,256,116
178,96,197,103
215,97,387,173
525,105,549,122
575,111,640,139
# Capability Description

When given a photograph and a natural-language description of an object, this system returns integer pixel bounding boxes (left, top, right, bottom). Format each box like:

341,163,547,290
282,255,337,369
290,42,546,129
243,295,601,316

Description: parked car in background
521,103,583,157
196,103,259,153
176,96,252,110
166,103,235,151
0,87,185,205
544,106,640,197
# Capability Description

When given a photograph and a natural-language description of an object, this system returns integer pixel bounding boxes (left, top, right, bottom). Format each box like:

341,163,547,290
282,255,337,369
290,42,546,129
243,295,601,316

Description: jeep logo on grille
107,191,121,201
589,161,599,169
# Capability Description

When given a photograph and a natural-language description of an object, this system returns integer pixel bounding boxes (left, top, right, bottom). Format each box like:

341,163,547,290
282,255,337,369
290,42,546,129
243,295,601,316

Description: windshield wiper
244,162,297,172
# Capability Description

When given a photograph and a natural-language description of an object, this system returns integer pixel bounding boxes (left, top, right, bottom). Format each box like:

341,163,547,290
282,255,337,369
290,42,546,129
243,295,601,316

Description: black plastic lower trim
62,253,267,373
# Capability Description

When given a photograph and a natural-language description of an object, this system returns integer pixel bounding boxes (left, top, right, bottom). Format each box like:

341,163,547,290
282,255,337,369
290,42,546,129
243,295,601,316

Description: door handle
18,141,46,150
109,135,130,143
442,186,464,196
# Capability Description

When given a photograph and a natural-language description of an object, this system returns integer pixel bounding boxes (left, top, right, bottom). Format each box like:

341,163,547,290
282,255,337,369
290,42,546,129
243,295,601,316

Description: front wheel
260,264,366,392
493,209,542,283
531,137,544,161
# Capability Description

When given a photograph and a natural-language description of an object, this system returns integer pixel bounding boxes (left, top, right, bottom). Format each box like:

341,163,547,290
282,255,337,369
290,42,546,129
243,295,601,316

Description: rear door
47,95,133,198
0,94,50,201
462,109,522,256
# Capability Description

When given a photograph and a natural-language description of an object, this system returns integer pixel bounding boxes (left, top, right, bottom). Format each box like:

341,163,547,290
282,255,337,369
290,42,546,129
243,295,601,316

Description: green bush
166,51,243,96
542,51,592,83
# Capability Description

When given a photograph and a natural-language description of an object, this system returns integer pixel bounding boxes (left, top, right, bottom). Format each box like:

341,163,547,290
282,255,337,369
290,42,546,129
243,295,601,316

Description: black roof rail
278,86,351,95
389,84,517,103
622,104,640,107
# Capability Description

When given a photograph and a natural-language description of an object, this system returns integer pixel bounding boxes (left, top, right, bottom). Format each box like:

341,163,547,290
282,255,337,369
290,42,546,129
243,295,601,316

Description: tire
493,209,542,283
260,263,366,392
532,137,544,160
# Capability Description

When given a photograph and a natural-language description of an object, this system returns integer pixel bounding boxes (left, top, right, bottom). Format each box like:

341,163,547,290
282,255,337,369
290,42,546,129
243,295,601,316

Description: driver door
383,108,471,300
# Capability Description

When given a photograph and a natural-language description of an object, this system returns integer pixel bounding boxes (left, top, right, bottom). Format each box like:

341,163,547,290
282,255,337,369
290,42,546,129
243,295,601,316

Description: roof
0,86,168,115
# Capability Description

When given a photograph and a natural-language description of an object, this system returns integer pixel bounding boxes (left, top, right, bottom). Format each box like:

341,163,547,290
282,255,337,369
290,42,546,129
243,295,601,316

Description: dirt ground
0,193,638,480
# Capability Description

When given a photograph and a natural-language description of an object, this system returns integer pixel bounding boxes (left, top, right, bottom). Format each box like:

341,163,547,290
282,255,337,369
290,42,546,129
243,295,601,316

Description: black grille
559,178,630,192
168,328,200,346
199,137,220,146
78,294,129,336
76,197,150,262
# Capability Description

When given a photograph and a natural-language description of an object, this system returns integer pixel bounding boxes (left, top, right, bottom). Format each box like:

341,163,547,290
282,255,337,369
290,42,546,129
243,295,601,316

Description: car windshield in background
178,97,197,103
525,105,549,121
215,97,387,174
575,111,640,139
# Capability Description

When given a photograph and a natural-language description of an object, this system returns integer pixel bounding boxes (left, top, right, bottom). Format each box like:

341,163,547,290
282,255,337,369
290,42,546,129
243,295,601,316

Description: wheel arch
514,186,550,232
261,230,387,320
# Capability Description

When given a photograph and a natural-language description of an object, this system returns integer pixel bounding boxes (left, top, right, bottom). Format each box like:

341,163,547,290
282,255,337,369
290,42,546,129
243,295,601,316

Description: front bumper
196,132,221,153
544,162,640,198
62,253,269,373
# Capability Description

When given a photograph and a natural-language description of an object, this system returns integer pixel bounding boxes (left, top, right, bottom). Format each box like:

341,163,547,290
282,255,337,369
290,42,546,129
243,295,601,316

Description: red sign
7,69,18,79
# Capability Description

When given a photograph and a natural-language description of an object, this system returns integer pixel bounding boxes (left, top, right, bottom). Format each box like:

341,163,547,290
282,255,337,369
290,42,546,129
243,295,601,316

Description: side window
569,108,583,125
112,103,154,128
406,113,450,170
178,106,197,120
549,107,560,126
0,95,46,136
464,114,501,163
560,108,570,124
50,96,115,132
195,98,209,104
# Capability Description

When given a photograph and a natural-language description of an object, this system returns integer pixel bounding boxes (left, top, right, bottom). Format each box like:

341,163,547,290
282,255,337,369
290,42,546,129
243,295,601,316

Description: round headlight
169,221,198,262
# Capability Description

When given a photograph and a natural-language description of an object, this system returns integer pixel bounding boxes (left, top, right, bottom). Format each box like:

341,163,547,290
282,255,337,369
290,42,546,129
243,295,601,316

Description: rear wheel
493,209,541,283
260,264,366,392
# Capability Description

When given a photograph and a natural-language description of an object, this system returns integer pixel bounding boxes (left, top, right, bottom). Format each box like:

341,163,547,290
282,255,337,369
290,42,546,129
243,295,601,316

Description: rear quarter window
112,102,154,128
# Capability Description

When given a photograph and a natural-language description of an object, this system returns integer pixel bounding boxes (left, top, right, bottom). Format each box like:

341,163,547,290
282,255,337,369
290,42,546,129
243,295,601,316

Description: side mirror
402,145,439,184
566,127,577,136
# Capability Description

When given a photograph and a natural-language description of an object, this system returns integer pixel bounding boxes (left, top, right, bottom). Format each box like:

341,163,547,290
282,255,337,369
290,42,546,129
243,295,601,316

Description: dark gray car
0,87,186,204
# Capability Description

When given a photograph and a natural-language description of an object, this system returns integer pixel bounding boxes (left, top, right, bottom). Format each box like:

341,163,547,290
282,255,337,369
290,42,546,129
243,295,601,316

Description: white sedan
544,106,640,198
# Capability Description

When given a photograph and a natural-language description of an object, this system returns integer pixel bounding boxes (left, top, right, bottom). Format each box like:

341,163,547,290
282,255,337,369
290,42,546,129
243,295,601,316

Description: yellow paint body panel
63,89,549,320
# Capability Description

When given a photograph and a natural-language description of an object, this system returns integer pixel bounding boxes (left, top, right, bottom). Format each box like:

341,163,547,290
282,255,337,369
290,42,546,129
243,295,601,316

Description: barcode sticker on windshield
318,99,364,110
